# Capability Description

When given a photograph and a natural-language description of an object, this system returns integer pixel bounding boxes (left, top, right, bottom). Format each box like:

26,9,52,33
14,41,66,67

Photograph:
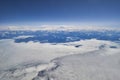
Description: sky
0,0,120,26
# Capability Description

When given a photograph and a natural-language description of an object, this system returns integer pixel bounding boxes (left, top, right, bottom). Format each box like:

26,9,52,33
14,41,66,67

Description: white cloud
0,25,120,31
48,46,120,80
14,35,34,39
0,39,120,80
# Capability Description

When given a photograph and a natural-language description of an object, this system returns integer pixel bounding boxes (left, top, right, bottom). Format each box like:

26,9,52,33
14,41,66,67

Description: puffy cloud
0,39,120,80
48,46,120,80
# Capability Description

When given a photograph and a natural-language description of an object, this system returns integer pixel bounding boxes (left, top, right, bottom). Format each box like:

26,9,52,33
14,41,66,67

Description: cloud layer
0,25,120,31
0,39,120,80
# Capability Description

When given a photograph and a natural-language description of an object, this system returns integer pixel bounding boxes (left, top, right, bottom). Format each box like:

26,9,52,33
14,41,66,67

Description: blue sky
0,0,120,26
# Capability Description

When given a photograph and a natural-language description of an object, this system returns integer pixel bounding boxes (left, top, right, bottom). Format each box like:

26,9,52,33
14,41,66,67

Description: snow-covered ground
0,39,120,80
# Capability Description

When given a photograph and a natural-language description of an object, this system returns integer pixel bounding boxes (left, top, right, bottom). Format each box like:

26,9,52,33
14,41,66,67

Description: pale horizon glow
0,24,120,31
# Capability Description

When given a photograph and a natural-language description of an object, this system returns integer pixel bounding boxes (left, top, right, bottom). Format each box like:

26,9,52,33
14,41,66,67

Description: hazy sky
0,0,120,26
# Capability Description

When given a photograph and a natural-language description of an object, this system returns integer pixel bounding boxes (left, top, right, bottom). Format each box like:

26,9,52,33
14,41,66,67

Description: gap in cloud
0,30,120,43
